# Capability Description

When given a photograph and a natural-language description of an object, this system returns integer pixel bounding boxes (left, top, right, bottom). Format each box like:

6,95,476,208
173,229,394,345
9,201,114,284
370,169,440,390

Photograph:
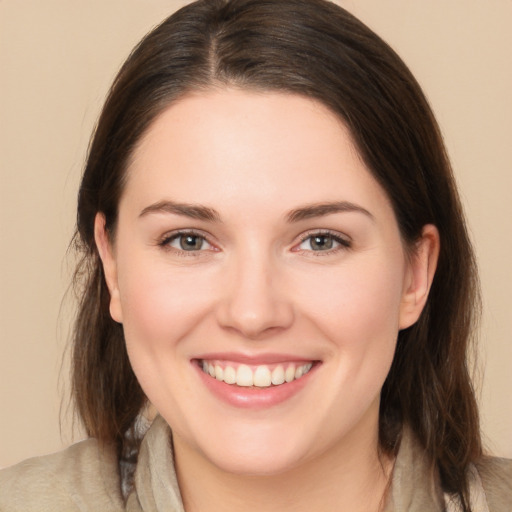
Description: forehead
122,89,393,220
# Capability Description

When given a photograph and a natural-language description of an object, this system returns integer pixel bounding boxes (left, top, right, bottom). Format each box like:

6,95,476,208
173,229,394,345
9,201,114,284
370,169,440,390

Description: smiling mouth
197,359,315,388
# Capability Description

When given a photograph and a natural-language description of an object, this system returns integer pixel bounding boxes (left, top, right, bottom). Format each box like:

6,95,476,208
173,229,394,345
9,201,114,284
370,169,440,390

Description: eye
296,232,351,252
160,231,214,252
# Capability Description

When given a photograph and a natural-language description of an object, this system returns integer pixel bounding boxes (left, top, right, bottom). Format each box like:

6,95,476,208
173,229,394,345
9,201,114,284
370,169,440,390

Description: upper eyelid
160,228,210,240
296,228,351,243
159,229,216,248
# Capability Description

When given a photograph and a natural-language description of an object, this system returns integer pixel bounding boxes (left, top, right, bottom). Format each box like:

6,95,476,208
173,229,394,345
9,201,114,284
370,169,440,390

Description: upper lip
193,352,318,365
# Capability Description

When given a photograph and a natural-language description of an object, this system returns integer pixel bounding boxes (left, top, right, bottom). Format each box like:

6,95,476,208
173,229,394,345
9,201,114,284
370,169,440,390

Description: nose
215,251,294,340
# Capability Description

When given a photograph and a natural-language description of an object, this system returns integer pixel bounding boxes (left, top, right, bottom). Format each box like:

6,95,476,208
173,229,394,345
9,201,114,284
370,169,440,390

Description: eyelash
157,229,351,256
157,229,216,256
294,230,352,255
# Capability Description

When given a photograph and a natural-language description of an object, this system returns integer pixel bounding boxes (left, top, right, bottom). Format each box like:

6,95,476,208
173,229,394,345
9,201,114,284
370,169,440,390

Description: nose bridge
217,243,293,338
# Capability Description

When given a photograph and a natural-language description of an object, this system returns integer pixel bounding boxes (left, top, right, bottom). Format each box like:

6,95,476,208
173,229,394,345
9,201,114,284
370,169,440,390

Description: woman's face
96,90,435,475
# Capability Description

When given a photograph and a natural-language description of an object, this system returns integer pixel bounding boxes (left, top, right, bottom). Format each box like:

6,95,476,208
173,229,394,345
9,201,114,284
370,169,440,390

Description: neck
173,407,394,512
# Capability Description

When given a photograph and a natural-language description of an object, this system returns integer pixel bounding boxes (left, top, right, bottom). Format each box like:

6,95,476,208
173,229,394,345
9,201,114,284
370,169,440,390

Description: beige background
1,0,511,468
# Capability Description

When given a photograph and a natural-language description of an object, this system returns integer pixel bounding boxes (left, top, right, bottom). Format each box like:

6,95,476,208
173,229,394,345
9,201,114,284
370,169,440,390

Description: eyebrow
138,199,373,223
139,200,221,222
285,201,374,223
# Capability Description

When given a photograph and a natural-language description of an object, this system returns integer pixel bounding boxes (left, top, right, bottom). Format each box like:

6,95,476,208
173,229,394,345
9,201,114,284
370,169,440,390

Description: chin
184,419,314,476
205,444,306,477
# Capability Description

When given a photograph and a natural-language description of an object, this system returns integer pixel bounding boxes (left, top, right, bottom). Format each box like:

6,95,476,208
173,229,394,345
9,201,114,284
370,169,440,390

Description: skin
95,89,439,512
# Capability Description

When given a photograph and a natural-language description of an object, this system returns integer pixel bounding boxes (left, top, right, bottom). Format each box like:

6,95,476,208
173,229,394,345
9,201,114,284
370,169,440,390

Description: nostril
216,300,294,339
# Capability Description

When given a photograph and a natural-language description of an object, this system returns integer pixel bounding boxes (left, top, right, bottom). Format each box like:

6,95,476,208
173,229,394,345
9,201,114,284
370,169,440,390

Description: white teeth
253,366,272,387
271,365,285,385
236,364,253,387
223,365,236,384
285,365,295,383
201,360,314,387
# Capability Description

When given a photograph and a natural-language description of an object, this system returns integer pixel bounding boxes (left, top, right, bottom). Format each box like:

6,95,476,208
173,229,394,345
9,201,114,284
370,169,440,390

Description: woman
1,0,510,510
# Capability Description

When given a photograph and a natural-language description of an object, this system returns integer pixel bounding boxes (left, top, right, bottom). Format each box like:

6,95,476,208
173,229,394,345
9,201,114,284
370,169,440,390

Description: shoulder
475,456,512,509
0,438,125,512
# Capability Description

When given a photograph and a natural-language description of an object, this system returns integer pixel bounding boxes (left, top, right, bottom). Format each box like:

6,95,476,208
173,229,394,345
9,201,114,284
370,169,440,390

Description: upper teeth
201,361,313,388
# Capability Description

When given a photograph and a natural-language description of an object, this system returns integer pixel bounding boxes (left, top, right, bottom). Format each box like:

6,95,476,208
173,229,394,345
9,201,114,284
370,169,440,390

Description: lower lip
194,362,318,409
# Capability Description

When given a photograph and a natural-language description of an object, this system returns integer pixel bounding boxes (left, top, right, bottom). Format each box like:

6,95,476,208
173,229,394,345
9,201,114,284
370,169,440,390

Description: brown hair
72,0,481,507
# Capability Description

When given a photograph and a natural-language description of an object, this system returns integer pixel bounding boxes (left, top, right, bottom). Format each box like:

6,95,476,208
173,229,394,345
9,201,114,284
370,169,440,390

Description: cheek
294,251,406,404
116,255,214,356
115,256,217,414
299,255,406,341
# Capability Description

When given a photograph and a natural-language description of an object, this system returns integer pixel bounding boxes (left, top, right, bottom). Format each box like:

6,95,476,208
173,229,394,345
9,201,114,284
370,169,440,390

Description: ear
94,213,123,323
399,224,440,330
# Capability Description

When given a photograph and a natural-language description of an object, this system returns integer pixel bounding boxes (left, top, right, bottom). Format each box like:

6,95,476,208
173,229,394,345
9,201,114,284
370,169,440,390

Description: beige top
1,416,511,511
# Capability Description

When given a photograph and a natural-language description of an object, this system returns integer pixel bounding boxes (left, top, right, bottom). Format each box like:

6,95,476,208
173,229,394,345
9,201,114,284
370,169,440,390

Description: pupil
312,235,333,250
180,235,202,251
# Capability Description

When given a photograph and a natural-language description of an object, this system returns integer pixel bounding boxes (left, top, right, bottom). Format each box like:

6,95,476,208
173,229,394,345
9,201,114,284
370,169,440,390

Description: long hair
72,0,481,507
